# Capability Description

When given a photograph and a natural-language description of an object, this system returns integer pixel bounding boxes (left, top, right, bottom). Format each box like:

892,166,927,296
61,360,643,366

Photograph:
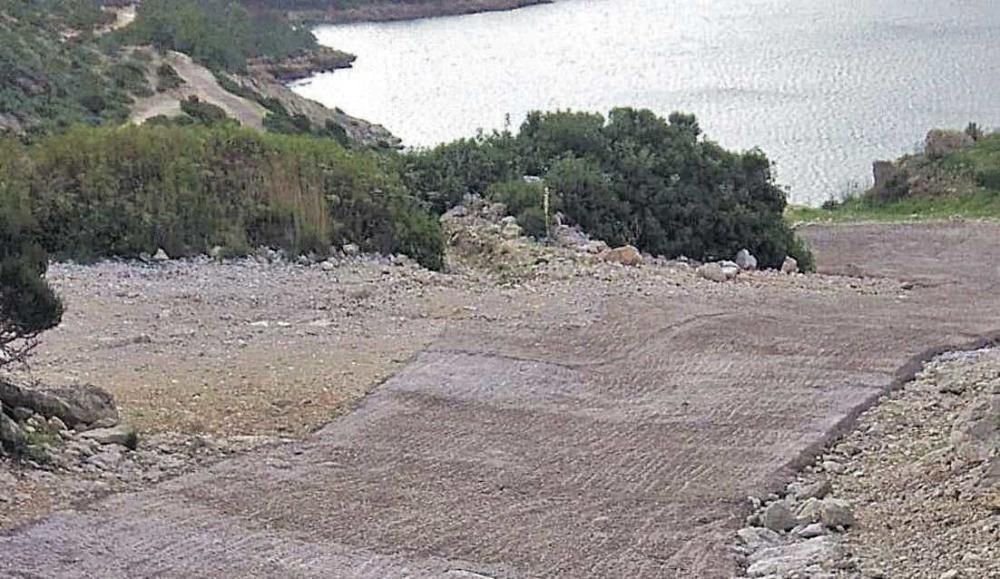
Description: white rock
697,262,728,283
152,248,170,262
747,537,840,577
735,249,758,270
781,256,799,274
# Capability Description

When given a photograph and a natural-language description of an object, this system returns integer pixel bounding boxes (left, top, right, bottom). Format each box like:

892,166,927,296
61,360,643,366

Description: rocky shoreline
286,0,551,25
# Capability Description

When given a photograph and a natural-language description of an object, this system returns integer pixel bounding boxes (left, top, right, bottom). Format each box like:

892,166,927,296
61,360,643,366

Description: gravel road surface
2,222,998,578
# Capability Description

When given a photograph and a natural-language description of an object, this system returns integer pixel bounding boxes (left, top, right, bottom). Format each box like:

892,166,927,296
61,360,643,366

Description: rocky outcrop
247,47,357,83
925,129,974,160
0,379,118,430
871,160,902,198
234,72,401,148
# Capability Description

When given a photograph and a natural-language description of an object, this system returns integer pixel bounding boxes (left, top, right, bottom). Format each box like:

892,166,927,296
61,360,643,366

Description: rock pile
735,347,1000,578
736,479,857,577
1,379,121,455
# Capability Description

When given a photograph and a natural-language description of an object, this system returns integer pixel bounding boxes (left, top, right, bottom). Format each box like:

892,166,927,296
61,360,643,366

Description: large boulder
925,129,974,160
0,379,118,428
80,424,138,448
0,401,26,452
697,262,729,283
735,249,758,271
761,500,798,532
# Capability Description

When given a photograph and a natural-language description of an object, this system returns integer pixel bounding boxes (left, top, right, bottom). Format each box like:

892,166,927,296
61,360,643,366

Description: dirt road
2,222,999,577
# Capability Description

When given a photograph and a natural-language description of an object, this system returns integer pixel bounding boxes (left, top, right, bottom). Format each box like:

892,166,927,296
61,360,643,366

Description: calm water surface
294,0,1000,205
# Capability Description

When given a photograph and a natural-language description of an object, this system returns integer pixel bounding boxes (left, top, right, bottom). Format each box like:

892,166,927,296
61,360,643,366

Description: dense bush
405,108,813,269
156,63,184,92
117,0,319,72
0,125,444,269
0,144,63,367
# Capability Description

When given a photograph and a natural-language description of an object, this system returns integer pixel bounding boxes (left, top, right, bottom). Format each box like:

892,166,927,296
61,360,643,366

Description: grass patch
787,189,1000,224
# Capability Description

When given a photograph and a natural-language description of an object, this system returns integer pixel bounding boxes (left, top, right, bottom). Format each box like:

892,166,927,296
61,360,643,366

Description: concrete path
2,222,998,578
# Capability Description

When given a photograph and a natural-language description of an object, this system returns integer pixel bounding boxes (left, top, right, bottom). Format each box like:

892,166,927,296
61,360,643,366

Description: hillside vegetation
407,109,813,270
0,126,444,269
789,127,1000,223
114,0,320,72
0,0,150,134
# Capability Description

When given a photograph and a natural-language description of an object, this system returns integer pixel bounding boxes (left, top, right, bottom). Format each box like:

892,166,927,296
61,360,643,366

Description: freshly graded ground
2,222,999,577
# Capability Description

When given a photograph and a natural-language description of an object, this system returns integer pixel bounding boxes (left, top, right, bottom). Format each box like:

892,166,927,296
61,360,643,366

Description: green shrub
179,96,232,126
117,0,318,72
486,180,556,238
0,164,64,368
402,108,811,268
156,63,184,92
0,125,444,270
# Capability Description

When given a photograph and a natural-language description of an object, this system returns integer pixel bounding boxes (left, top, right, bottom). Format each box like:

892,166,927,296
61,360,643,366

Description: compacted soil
2,222,999,577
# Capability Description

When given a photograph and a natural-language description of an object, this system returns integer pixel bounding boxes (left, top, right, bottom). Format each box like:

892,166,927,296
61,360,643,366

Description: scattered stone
790,479,832,500
735,249,758,271
342,243,360,256
602,245,643,267
796,523,829,539
939,570,960,579
761,500,799,532
822,459,846,475
797,497,855,528
719,261,740,280
697,262,729,283
152,248,170,262
79,425,138,448
737,527,783,551
86,446,125,470
781,256,799,274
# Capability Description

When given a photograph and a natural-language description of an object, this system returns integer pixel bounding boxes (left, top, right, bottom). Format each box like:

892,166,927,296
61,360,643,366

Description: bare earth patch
2,221,1000,577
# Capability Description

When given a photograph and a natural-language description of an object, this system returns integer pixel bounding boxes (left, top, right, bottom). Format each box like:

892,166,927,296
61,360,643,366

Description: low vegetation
114,0,319,72
0,125,445,269
406,109,814,270
790,127,1000,224
0,0,147,135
